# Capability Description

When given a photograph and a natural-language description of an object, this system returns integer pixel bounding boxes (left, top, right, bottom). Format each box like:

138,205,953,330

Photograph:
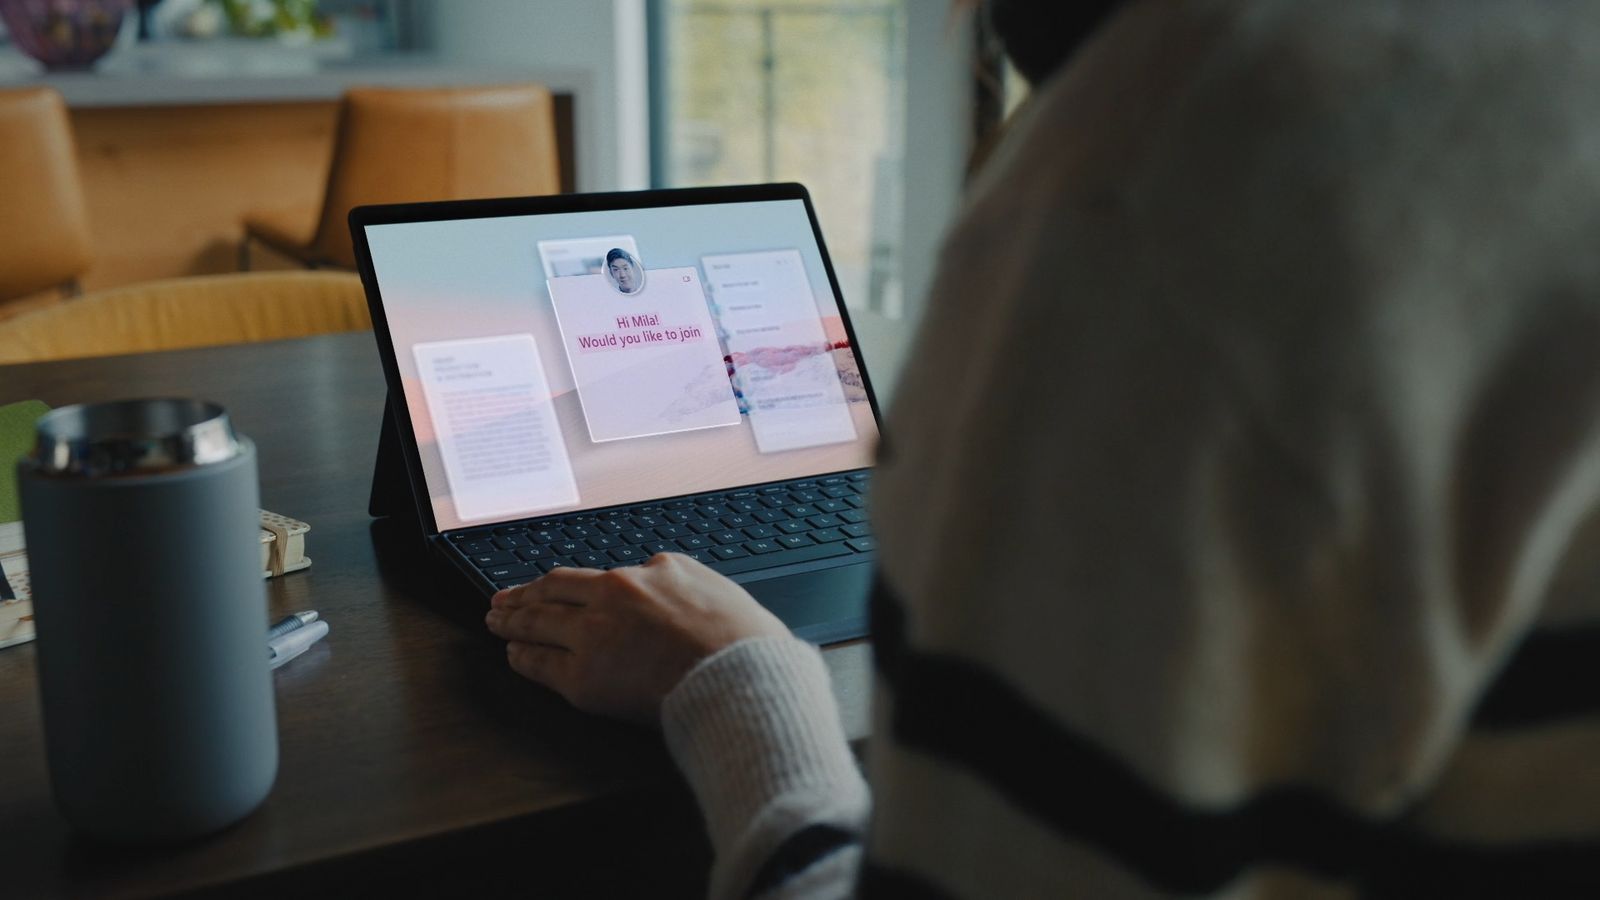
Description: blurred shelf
0,44,588,107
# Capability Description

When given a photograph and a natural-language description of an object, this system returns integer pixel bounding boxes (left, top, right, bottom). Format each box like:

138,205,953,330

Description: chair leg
238,235,252,272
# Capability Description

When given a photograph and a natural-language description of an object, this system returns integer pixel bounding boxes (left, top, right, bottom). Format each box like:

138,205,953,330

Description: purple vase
0,0,131,71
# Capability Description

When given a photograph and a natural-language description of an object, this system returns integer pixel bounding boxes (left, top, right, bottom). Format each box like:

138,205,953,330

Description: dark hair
606,248,634,266
987,0,1126,86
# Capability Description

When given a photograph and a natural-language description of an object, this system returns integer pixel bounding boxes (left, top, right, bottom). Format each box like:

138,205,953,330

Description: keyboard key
664,510,698,524
538,558,578,573
744,539,782,554
821,485,854,499
785,505,818,518
720,514,753,528
709,544,751,561
494,526,526,535
730,490,757,500
726,500,762,515
820,476,848,486
760,496,789,509
814,499,850,514
776,533,814,549
759,485,788,494
588,535,622,550
595,520,626,535
705,541,851,576
485,561,539,581
470,550,516,568
845,496,867,509
553,540,586,556
695,505,724,519
810,528,847,543
850,482,869,494
563,525,594,540
644,540,677,554
839,509,868,524
619,529,653,544
743,525,777,539
631,515,663,529
789,492,821,505
677,535,713,551
572,551,610,568
776,520,810,535
664,499,694,509
654,524,688,539
806,514,842,529
531,528,563,544
688,520,720,534
461,540,495,555
846,537,877,553
847,472,870,481
598,510,627,520
515,546,552,561
753,509,789,524
841,523,872,538
711,530,744,545
609,546,646,562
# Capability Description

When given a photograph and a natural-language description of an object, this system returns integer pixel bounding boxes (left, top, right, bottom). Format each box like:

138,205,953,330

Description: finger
507,641,575,692
486,598,586,648
522,566,608,607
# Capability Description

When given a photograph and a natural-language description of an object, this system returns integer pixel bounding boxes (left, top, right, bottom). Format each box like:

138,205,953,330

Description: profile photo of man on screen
605,248,644,294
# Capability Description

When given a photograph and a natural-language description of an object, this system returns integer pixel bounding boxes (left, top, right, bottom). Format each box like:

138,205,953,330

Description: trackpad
745,563,872,645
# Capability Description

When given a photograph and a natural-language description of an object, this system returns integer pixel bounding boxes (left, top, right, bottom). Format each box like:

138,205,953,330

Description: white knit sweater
662,1,1600,896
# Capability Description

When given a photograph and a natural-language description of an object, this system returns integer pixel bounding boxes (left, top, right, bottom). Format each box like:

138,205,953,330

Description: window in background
650,0,908,317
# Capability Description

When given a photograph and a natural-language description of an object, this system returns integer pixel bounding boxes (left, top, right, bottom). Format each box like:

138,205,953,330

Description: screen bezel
349,183,887,537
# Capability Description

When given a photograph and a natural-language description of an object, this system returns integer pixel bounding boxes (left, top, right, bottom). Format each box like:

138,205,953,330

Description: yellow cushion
0,271,371,365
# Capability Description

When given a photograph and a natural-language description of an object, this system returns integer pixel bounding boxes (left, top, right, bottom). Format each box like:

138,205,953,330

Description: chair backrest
307,84,562,269
0,271,371,365
0,87,91,306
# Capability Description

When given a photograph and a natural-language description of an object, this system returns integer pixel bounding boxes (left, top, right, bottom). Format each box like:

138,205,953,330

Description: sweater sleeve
661,635,869,900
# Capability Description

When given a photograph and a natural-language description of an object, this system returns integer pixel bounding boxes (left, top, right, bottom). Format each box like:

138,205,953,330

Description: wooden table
0,332,872,899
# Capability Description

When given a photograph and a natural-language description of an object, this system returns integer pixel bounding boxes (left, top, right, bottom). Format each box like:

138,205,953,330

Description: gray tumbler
17,399,278,842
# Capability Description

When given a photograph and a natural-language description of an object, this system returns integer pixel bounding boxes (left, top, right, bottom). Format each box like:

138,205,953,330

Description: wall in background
418,0,650,192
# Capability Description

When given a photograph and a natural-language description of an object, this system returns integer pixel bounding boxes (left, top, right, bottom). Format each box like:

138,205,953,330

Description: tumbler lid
30,399,242,477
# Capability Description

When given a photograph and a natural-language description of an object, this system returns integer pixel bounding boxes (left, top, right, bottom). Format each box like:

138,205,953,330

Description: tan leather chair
0,271,370,364
0,87,92,310
241,85,562,271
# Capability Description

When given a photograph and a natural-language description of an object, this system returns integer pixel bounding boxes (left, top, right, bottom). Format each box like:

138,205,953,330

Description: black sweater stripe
743,824,860,899
867,576,1600,896
1470,624,1600,731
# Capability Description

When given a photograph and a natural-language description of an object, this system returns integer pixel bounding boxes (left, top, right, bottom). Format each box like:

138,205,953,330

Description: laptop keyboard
448,471,874,591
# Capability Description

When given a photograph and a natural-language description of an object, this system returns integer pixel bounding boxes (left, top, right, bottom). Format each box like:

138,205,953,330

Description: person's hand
484,552,788,725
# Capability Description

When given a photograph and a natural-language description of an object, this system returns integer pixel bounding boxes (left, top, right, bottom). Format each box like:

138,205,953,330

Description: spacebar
705,542,854,576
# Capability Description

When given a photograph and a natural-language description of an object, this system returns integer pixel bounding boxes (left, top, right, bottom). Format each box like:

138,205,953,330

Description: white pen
268,619,329,670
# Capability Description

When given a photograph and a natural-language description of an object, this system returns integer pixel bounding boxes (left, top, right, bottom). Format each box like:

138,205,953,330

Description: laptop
349,184,884,643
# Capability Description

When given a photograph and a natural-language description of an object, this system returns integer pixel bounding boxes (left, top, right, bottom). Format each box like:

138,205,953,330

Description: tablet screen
363,198,879,531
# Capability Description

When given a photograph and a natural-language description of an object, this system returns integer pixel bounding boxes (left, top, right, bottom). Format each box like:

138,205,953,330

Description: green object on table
0,400,50,524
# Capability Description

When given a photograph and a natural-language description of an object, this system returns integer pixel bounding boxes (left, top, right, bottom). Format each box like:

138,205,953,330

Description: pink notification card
547,267,740,443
